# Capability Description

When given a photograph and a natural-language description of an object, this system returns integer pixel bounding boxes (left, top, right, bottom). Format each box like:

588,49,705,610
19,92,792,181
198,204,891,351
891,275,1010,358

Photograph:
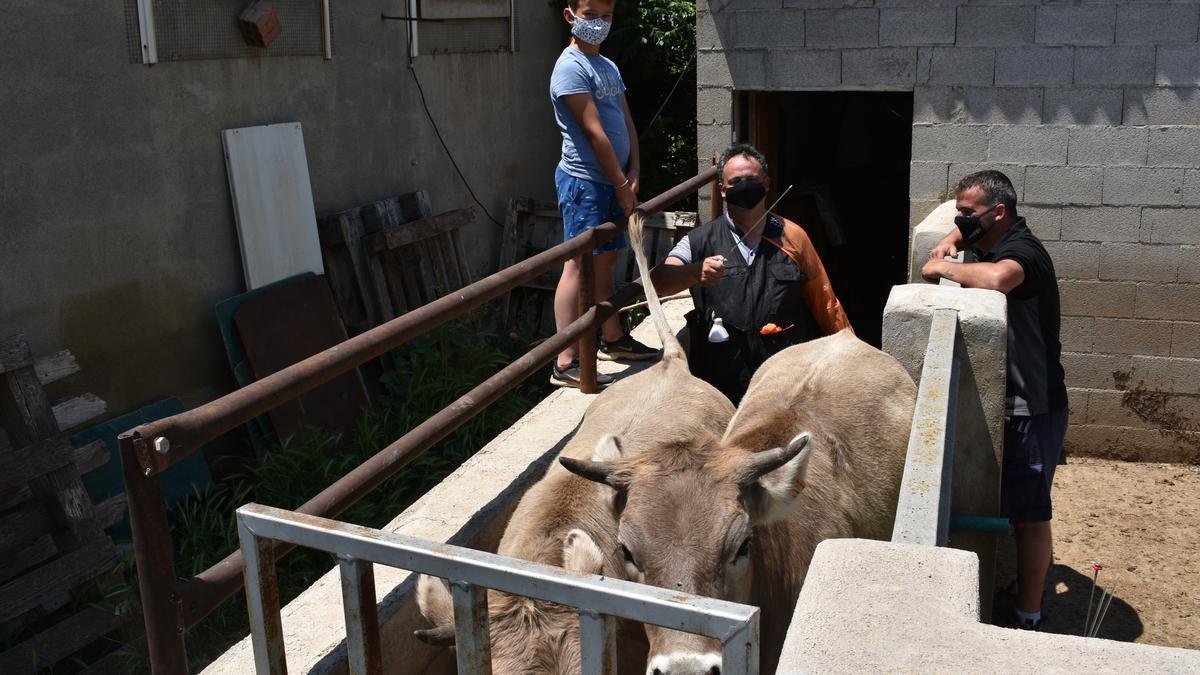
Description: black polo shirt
980,217,1069,416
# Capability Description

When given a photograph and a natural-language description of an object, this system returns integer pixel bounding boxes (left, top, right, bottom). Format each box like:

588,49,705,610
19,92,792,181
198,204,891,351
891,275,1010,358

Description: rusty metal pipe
177,282,643,628
577,252,598,394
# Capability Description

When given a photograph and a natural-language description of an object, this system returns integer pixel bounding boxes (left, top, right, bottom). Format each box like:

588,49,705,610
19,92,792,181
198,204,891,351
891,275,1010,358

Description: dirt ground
991,457,1200,650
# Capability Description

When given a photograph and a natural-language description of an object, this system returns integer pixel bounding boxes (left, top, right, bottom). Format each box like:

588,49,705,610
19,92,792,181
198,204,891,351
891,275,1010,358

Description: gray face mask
569,10,611,45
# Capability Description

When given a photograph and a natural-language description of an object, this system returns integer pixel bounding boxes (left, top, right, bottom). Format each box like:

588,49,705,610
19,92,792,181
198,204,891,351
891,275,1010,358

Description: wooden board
221,122,325,290
234,275,368,440
0,601,132,674
0,541,117,624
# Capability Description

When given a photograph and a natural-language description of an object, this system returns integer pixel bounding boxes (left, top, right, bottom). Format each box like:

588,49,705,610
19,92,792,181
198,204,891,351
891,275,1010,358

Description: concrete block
805,8,879,49
879,7,956,46
1065,422,1200,463
730,10,804,49
988,126,1068,165
910,198,947,230
1156,46,1200,86
1103,167,1185,206
766,49,841,89
1062,351,1133,390
696,87,733,126
1024,166,1103,206
842,48,917,87
921,47,995,86
783,0,874,7
1074,46,1156,86
1034,5,1115,45
913,86,965,124
1116,4,1200,45
964,86,1043,125
1042,241,1099,280
1143,207,1200,245
948,163,1026,202
994,47,1072,86
1174,321,1200,358
909,161,950,200
912,124,989,162
1067,126,1148,166
1042,87,1123,125
1098,243,1182,283
1147,127,1200,168
696,10,728,52
712,0,779,9
1060,206,1141,243
882,283,1008,563
1179,246,1200,283
1131,354,1200,395
1084,388,1162,430
698,50,768,89
1135,283,1200,322
957,6,1035,46
909,200,956,281
1061,316,1095,352
1185,171,1200,208
1059,280,1137,318
1021,204,1062,241
1124,87,1200,126
1094,317,1174,355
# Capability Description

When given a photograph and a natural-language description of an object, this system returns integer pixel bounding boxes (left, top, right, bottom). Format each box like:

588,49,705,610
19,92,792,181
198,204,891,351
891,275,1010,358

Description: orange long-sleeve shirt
766,215,853,335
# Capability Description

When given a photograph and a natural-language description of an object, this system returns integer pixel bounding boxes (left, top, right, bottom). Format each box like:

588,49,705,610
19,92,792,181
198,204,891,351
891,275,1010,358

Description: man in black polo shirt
921,170,1069,631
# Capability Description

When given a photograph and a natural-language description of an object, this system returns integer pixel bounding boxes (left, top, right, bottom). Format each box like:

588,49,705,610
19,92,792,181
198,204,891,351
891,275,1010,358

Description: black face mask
724,179,767,210
954,204,996,245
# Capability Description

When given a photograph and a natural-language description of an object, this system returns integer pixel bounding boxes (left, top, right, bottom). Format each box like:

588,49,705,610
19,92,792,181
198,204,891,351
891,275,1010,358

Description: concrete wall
697,0,1200,462
0,2,563,419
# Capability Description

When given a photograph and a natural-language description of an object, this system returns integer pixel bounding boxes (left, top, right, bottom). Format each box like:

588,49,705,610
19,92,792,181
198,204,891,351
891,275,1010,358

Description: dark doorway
734,91,913,347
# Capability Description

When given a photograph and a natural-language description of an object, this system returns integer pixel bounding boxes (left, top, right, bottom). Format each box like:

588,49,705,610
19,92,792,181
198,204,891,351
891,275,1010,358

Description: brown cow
416,212,736,673
562,330,917,674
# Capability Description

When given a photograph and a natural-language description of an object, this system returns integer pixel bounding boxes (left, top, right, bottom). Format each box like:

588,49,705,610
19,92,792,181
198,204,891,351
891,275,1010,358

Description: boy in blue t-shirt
549,0,659,388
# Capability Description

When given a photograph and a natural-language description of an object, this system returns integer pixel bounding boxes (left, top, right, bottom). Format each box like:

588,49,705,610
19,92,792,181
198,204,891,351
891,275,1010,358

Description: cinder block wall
697,0,1200,462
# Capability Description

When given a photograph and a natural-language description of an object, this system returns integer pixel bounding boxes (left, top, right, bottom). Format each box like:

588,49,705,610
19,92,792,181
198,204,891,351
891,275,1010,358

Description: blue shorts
555,166,627,255
1000,407,1069,524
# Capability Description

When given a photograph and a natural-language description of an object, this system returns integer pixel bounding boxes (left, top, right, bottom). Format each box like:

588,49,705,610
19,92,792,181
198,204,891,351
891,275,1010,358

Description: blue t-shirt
550,48,629,184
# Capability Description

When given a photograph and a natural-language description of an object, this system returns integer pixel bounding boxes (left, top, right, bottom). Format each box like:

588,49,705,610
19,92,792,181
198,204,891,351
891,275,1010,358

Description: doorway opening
733,91,913,347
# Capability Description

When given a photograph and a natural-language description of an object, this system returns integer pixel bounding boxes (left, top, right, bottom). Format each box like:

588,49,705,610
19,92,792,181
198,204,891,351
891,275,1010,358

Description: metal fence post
451,580,492,674
578,609,616,675
337,556,382,675
578,251,598,393
720,609,760,675
237,516,287,675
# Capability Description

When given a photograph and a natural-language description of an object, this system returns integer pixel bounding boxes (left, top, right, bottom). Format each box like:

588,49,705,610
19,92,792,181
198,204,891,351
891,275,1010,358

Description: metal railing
116,168,719,673
235,503,759,675
890,308,961,546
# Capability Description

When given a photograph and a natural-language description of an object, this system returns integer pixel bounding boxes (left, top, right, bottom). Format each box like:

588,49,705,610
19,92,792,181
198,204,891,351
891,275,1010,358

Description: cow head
414,528,607,673
560,433,812,675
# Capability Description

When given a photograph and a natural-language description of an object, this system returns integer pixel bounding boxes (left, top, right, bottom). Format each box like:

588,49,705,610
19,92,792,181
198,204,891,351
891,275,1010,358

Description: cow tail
627,210,685,360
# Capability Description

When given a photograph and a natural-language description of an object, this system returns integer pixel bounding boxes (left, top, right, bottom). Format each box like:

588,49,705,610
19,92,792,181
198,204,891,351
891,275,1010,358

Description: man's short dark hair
955,170,1018,215
717,143,768,183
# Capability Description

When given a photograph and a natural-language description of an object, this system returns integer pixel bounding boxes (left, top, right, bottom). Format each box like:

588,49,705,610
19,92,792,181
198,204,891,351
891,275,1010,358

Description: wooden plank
0,503,53,557
0,601,132,674
0,484,33,512
337,210,384,328
0,541,117,623
381,250,411,316
52,393,107,432
0,355,59,442
94,494,128,530
0,436,104,491
416,239,445,299
368,209,473,254
0,534,57,582
0,335,34,374
437,232,463,290
34,350,80,385
74,439,110,476
451,228,474,285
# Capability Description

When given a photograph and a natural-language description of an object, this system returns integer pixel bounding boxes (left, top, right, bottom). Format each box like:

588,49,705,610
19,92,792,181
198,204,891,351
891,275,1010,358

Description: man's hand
616,183,636,216
921,259,949,284
929,241,959,260
627,167,640,196
699,255,726,287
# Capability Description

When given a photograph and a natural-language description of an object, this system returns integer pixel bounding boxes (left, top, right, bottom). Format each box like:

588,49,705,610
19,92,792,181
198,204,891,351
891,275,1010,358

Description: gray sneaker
550,360,614,389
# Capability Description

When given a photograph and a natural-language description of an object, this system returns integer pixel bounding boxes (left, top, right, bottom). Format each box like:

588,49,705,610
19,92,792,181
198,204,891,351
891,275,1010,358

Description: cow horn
559,456,617,485
738,433,811,485
413,624,456,646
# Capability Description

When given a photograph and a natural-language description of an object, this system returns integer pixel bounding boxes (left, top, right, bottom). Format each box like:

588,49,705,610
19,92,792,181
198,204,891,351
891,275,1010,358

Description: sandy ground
991,457,1200,649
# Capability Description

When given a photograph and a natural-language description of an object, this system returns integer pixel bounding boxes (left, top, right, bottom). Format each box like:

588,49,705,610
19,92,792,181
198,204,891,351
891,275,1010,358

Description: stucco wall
696,0,1200,462
0,2,563,419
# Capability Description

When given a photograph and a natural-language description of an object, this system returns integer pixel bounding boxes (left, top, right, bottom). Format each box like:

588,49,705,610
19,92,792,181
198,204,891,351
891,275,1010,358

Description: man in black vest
922,170,1069,631
649,144,851,403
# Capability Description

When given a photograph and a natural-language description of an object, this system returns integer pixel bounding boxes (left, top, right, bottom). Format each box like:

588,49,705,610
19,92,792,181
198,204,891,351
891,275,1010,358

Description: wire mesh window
124,0,333,64
413,0,517,56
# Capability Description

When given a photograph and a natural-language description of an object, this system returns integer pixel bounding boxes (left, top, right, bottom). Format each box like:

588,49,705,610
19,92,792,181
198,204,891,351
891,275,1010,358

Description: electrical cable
408,65,505,228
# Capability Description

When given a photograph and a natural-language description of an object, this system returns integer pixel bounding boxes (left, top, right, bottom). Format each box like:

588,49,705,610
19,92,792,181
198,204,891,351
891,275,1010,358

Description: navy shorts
555,166,627,255
1000,407,1069,524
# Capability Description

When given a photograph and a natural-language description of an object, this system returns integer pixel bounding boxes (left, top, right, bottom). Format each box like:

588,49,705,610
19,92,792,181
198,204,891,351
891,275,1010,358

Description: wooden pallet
497,197,697,333
317,190,474,334
0,335,133,673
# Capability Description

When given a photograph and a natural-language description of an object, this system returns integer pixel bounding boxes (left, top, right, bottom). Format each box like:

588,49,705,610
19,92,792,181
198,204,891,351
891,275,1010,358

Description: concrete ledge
202,298,695,674
780,539,1200,673
909,199,957,282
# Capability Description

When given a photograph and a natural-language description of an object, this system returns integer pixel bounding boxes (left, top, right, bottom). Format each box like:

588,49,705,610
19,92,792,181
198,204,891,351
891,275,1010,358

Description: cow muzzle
646,651,723,675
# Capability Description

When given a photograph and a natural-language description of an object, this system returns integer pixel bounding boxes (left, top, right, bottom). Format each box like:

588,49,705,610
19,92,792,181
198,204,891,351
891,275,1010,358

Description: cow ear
414,575,456,647
562,528,604,574
593,434,623,462
750,433,813,523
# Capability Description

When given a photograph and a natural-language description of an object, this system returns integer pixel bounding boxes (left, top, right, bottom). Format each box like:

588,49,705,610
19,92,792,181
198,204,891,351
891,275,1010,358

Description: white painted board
222,123,324,290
